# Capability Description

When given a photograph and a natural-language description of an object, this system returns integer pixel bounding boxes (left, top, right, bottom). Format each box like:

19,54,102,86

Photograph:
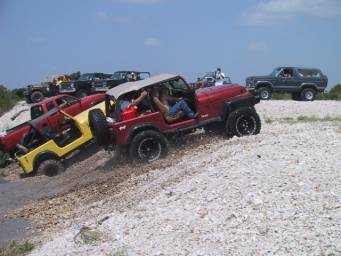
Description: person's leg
169,100,195,118
153,97,169,115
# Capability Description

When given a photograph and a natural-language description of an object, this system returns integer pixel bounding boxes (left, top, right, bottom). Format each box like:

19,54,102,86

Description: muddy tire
88,109,110,147
36,159,64,176
129,130,168,162
30,91,44,103
258,87,272,100
300,88,316,101
76,89,89,98
226,107,261,138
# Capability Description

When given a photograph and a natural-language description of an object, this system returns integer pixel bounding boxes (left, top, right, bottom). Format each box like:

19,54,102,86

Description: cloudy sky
0,0,340,89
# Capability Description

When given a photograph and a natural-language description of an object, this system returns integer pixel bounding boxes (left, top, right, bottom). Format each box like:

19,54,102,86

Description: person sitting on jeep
120,89,148,111
152,87,198,123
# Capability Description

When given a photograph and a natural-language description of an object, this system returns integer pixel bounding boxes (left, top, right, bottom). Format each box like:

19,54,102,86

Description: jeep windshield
111,72,126,80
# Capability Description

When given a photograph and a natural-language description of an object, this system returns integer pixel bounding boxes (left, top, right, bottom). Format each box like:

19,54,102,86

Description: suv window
46,101,55,111
31,105,44,119
297,69,322,78
278,68,294,78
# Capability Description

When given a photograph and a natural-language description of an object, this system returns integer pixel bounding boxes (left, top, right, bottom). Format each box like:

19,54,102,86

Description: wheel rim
235,115,256,136
137,138,161,161
305,90,314,100
260,90,269,99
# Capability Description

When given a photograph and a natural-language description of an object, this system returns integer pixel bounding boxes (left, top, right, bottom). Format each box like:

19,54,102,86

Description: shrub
0,85,20,116
329,84,341,100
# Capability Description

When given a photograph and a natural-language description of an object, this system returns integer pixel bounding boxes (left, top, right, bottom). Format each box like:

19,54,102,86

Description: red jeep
89,74,261,162
0,94,104,155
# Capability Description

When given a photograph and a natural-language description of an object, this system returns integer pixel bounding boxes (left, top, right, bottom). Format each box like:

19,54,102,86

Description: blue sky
0,0,340,89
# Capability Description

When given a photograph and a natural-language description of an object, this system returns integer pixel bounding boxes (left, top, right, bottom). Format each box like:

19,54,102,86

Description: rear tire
76,89,89,98
300,88,316,101
226,107,261,138
88,109,111,147
129,130,168,162
258,87,272,100
30,91,44,103
36,159,64,176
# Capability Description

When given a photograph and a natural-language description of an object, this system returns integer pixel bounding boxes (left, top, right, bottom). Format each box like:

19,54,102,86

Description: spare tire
30,91,44,103
88,109,111,147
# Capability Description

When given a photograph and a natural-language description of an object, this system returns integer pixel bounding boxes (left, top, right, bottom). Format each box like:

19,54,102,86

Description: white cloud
248,41,268,52
242,0,341,25
144,37,160,47
96,11,109,21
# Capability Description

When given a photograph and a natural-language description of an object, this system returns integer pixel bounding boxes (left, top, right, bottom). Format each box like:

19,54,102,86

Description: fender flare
255,81,273,90
222,95,260,120
299,83,318,90
33,151,60,172
126,123,161,144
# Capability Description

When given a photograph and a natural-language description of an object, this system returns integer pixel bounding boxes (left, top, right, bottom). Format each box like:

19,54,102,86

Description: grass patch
297,115,320,122
107,247,128,256
74,226,105,245
0,241,35,256
264,115,341,124
264,117,273,124
271,92,292,100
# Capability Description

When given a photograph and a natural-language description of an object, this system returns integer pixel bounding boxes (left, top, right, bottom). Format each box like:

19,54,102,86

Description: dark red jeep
0,94,104,155
88,74,261,162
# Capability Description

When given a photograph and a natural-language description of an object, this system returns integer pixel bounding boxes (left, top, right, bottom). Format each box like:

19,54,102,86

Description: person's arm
131,90,147,106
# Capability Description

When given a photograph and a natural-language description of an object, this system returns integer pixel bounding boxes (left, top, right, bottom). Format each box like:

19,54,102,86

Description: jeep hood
196,84,249,103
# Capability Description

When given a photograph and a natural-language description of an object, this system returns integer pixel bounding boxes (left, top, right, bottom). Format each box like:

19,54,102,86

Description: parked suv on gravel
88,74,261,162
245,67,328,101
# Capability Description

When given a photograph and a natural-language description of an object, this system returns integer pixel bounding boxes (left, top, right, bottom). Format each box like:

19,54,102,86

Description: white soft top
106,74,178,99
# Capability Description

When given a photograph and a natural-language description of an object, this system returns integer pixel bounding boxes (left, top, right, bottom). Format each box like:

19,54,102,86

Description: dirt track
0,100,341,255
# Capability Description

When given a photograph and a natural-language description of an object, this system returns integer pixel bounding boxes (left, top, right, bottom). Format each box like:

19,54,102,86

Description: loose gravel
22,100,341,256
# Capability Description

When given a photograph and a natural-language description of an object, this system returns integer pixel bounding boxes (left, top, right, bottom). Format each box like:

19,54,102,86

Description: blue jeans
168,100,195,118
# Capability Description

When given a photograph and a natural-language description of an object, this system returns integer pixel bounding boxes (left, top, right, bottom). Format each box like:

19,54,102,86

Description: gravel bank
25,100,341,256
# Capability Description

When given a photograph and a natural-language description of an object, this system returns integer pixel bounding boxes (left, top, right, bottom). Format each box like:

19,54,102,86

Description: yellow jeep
16,102,105,176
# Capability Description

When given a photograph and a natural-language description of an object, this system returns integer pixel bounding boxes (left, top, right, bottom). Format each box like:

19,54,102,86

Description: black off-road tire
225,107,261,138
76,89,89,98
129,130,168,162
300,88,316,101
36,159,64,176
30,91,45,103
88,109,110,147
258,87,272,100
